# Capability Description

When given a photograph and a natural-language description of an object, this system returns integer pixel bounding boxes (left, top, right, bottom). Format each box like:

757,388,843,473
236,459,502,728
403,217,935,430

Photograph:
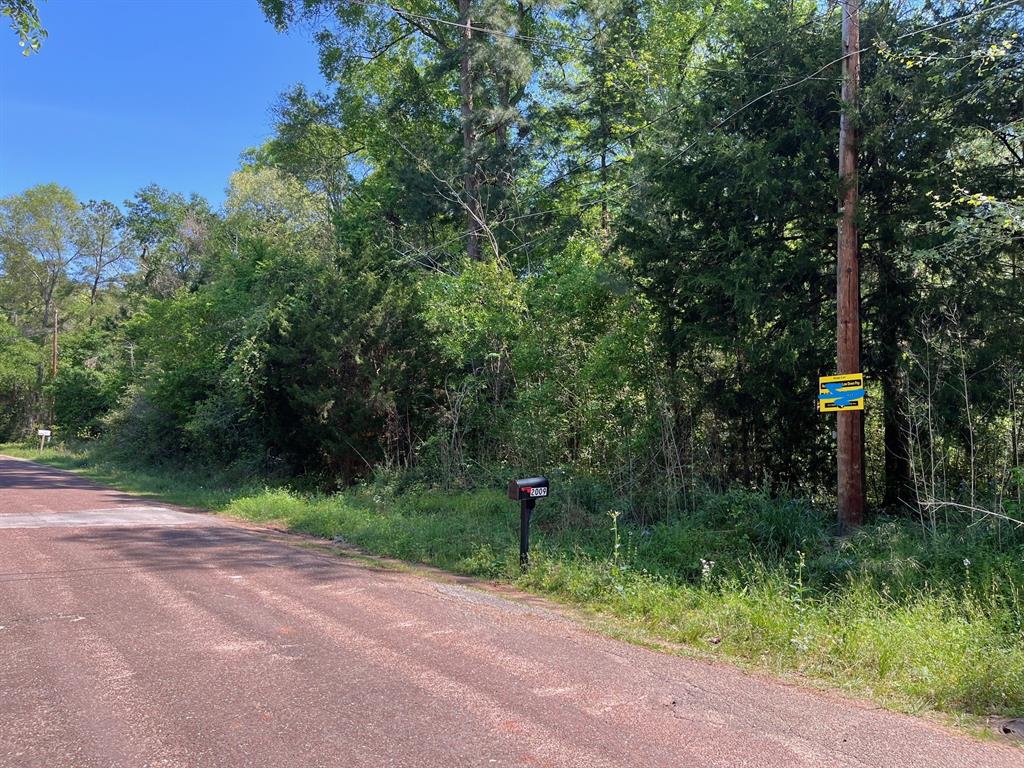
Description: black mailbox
507,476,549,502
509,476,549,570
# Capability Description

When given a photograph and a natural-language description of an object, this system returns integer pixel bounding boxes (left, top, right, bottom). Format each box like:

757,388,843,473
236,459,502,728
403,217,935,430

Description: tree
553,0,656,241
620,0,1022,504
2,0,45,54
260,0,542,263
857,1,1023,508
79,200,136,307
224,160,333,253
0,315,40,439
621,1,838,487
124,185,214,296
0,184,84,335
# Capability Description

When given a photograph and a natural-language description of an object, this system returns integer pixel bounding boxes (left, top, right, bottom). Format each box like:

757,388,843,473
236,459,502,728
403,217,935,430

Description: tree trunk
875,223,913,510
881,366,912,510
459,0,482,261
600,146,610,246
90,270,101,305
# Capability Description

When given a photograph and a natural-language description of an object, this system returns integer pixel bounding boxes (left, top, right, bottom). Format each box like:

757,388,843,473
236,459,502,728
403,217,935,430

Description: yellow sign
819,373,865,412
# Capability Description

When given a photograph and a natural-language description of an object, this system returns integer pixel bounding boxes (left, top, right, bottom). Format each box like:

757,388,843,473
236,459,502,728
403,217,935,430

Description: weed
5,442,1022,720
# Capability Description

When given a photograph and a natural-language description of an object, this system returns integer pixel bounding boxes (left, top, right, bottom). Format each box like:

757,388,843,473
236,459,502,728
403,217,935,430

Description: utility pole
48,308,58,427
51,308,58,379
836,0,864,532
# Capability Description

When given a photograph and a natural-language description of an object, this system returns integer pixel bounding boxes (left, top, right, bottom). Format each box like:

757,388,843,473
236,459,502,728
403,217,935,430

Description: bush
101,385,185,465
52,366,113,438
0,318,40,441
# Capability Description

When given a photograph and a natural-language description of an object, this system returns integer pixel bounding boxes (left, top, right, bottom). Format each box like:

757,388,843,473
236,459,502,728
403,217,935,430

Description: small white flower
963,558,971,567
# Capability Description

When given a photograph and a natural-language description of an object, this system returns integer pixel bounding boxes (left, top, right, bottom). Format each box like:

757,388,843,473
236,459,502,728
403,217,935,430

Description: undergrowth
4,442,1022,721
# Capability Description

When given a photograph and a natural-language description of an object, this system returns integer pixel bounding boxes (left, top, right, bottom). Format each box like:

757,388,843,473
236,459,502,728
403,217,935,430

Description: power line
347,0,847,80
501,4,848,203
347,0,587,51
561,0,1023,220
337,0,918,210
311,0,1022,264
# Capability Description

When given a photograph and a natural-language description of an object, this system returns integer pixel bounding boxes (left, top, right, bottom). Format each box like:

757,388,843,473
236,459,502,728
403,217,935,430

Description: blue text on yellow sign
819,373,865,412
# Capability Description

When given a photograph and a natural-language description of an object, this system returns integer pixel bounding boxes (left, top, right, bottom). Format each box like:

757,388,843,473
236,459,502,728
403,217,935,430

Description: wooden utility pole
51,308,59,378
836,0,864,532
48,308,58,427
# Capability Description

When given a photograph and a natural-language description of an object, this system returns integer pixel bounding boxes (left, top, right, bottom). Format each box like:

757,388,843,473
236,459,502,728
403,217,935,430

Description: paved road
0,455,1019,768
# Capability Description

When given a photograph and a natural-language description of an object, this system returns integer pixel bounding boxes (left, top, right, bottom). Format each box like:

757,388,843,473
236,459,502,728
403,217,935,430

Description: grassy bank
4,442,1023,725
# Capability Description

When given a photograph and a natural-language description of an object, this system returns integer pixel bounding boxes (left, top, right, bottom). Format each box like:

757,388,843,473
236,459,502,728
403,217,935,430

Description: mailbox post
508,476,549,569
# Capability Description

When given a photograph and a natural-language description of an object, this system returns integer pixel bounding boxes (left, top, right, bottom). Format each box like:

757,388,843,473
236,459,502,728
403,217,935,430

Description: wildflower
700,558,716,579
963,558,971,568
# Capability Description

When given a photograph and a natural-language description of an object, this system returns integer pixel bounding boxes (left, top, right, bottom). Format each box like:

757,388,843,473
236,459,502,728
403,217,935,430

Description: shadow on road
42,524,361,586
0,463,129,491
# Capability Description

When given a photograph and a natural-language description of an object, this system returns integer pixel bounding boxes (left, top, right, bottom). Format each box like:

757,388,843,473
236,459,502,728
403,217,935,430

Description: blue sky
0,0,327,207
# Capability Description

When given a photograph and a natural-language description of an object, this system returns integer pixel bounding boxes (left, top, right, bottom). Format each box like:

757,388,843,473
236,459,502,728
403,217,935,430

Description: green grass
0,442,254,509
4,441,1023,726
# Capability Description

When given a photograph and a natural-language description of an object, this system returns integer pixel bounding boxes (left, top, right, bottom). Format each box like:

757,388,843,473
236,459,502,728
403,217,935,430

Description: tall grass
221,481,1024,718
4,442,1022,720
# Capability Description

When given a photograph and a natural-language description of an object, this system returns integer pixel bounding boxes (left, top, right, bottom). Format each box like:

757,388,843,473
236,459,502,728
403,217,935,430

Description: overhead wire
555,0,1024,224
556,0,1020,199
316,0,1022,263
509,2,847,202
346,0,849,79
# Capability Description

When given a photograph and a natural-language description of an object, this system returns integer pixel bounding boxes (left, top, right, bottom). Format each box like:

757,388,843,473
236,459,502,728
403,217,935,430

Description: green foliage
124,184,214,296
623,3,840,488
52,367,110,438
507,238,659,477
48,322,127,438
0,184,83,329
1,0,44,54
6,1,1018,511
423,258,525,364
101,226,445,478
0,315,39,439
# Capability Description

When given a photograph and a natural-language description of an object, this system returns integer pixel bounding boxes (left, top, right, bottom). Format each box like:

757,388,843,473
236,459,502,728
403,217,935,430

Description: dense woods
1,0,1021,522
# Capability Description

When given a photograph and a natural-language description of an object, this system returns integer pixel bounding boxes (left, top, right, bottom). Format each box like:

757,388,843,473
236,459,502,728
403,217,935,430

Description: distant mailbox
507,476,549,501
37,429,51,437
508,476,550,570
